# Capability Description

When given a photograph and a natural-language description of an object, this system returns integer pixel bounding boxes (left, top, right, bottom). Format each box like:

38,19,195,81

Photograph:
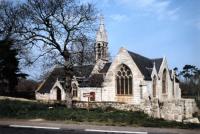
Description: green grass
0,99,200,129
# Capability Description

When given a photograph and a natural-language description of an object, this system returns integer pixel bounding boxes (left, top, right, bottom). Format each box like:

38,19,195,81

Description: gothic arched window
162,69,167,94
116,64,133,95
152,75,157,97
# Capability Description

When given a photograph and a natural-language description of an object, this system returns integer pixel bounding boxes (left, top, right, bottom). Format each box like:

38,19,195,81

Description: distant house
36,16,182,103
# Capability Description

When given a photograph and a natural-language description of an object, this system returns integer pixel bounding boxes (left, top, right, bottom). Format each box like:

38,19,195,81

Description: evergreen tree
178,65,200,97
0,39,26,94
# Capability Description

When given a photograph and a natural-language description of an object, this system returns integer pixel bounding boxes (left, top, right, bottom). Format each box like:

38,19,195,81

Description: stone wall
159,99,198,122
73,98,199,123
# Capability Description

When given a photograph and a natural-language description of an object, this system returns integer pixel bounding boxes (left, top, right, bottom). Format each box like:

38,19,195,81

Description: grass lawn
0,99,200,129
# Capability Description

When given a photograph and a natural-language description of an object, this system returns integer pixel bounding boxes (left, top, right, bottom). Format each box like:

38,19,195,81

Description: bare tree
0,0,19,40
70,40,96,66
16,0,97,107
0,0,33,70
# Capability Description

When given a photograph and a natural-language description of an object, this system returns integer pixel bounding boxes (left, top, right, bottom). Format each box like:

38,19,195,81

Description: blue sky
87,0,200,70
23,0,200,79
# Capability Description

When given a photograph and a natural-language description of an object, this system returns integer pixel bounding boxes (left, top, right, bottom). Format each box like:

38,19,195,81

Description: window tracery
116,64,132,95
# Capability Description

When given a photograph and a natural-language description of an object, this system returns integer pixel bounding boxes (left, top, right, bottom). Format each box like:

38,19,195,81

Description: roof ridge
127,50,151,61
151,58,163,60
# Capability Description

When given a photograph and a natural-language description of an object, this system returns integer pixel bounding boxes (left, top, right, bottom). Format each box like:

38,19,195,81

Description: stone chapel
35,16,199,123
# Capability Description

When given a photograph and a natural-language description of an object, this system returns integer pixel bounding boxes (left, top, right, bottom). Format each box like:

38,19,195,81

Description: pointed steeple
96,15,108,43
153,62,156,68
95,15,108,62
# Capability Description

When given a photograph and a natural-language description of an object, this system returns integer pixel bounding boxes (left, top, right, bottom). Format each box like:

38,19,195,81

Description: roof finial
100,15,104,25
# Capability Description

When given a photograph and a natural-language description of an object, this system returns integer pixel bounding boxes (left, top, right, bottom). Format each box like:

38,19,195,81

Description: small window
140,86,143,99
73,90,77,97
72,83,78,97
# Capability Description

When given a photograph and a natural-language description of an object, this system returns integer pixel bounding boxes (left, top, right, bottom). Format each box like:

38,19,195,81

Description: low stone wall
159,99,198,122
73,98,199,123
73,101,144,113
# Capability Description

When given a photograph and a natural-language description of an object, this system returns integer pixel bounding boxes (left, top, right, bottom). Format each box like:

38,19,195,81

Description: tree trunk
63,51,73,108
64,74,73,108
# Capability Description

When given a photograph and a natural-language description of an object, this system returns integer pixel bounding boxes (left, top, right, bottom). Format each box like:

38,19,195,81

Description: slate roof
37,51,164,93
73,65,94,78
37,67,65,93
99,62,111,73
37,65,94,93
79,73,104,87
78,63,111,87
151,58,163,73
128,51,163,80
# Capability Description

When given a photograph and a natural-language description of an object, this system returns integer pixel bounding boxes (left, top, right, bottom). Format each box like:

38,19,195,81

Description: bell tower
95,15,108,62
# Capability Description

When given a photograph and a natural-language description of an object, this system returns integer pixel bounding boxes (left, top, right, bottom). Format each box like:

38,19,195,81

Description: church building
36,16,182,104
35,17,199,123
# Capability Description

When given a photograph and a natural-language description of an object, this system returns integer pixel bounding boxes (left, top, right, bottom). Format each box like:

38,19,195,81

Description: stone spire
96,15,108,43
95,15,108,62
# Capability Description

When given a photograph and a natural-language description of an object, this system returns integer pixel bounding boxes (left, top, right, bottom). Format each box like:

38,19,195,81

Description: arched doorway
56,88,61,101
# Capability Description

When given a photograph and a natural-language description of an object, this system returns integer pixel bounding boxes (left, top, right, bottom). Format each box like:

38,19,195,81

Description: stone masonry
73,98,199,123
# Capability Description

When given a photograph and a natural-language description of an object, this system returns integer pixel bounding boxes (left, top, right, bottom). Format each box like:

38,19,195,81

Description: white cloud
110,14,129,22
82,0,179,21
116,0,179,21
